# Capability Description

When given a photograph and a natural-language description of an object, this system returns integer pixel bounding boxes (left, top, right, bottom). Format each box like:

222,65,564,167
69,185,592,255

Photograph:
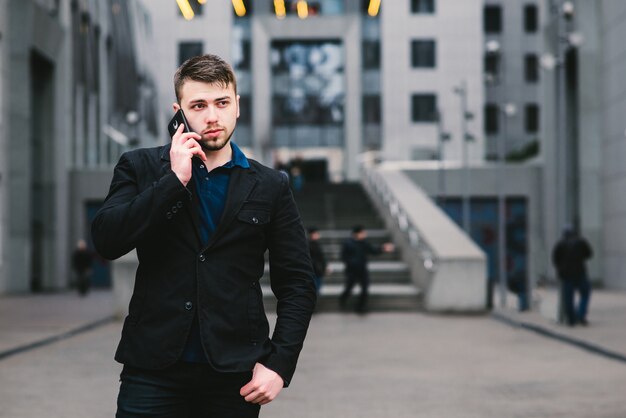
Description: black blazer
91,144,316,385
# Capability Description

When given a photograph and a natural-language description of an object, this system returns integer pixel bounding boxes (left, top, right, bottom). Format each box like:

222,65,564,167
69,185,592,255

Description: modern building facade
4,0,625,296
0,0,160,293
483,1,546,161
142,0,485,181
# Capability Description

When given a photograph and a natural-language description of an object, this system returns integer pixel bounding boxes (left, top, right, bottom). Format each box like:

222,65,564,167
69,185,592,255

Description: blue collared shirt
182,142,250,363
192,142,250,245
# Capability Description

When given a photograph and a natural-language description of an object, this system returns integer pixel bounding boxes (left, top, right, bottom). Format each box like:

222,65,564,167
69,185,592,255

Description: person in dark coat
307,227,328,293
91,54,316,417
551,225,593,326
71,239,93,296
339,225,394,313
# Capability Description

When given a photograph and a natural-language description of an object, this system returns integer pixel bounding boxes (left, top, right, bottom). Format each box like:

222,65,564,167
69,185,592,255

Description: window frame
484,5,503,34
411,0,435,14
411,94,437,123
524,4,538,33
411,39,436,69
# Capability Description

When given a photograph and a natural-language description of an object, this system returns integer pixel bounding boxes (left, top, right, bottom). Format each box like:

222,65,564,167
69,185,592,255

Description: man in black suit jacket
92,54,316,417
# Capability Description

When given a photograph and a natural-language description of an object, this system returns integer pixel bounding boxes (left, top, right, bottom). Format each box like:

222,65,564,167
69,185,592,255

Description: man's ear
236,95,240,119
173,102,181,112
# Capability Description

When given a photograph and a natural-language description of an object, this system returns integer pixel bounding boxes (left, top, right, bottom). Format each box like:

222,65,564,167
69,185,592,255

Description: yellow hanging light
176,0,195,20
296,0,308,19
274,0,286,19
368,0,381,17
232,0,246,17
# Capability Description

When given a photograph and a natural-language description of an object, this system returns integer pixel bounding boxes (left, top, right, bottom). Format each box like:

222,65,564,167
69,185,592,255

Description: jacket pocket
237,209,270,226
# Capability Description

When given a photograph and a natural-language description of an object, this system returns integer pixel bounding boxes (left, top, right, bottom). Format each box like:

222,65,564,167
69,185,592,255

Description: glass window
484,5,502,33
411,40,436,68
411,94,437,122
524,54,539,83
362,41,380,70
485,53,500,80
238,95,252,125
178,42,203,66
525,104,539,133
411,0,435,14
362,95,381,124
270,40,344,130
485,104,499,134
524,4,538,33
235,40,251,70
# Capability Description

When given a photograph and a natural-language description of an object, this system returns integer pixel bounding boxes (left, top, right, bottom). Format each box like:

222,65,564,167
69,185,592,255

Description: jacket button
177,201,183,208
172,206,178,213
185,301,193,310
166,212,173,219
252,217,259,224
199,254,206,262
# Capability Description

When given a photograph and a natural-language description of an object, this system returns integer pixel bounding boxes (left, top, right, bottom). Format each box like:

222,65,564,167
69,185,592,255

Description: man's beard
198,127,235,152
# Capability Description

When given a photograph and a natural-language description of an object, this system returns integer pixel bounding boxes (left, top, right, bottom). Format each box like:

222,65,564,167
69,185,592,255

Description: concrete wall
597,1,626,289
363,163,487,312
0,0,161,294
541,0,604,286
0,0,7,292
2,0,68,293
380,0,484,163
398,161,546,286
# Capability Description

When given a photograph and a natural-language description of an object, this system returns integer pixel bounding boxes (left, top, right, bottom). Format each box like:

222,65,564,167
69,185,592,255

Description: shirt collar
223,142,250,169
195,142,250,171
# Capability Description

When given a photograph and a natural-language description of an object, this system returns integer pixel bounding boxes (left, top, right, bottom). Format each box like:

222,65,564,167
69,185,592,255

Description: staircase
261,183,421,312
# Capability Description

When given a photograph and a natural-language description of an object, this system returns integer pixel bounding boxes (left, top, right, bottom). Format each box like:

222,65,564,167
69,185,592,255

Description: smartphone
167,109,193,138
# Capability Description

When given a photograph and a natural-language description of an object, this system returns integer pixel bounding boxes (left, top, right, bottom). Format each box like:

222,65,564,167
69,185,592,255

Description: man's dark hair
308,226,319,235
174,54,237,102
352,225,364,234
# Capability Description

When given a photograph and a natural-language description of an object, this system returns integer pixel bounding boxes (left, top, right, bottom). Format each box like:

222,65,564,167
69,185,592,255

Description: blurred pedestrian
91,54,316,417
71,239,93,296
551,225,593,326
339,225,394,314
289,156,304,193
308,227,328,293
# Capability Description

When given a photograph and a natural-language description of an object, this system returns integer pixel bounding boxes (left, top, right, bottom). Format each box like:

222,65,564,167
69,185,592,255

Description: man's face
354,231,367,241
173,80,239,152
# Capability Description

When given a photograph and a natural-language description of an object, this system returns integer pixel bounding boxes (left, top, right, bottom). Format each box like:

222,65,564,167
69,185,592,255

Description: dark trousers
116,362,260,418
340,266,369,312
562,278,591,325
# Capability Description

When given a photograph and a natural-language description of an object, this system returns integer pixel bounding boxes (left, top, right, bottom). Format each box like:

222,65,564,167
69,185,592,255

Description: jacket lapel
160,145,202,245
203,165,258,251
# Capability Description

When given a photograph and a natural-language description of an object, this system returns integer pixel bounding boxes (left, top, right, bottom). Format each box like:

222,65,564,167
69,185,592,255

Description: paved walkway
1,287,625,417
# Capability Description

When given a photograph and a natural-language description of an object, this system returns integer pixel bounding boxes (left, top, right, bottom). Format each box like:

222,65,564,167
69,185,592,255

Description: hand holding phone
167,109,206,186
168,109,192,138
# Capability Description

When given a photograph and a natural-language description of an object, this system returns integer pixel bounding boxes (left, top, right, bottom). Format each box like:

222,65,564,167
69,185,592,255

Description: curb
0,316,116,362
491,312,626,365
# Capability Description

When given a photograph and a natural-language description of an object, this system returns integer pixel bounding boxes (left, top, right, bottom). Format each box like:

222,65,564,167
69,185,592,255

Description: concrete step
312,230,397,261
262,261,411,285
320,245,400,262
261,283,423,312
299,219,385,230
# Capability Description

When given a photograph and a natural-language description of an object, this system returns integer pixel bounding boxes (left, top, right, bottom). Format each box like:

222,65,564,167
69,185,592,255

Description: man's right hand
169,123,207,186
